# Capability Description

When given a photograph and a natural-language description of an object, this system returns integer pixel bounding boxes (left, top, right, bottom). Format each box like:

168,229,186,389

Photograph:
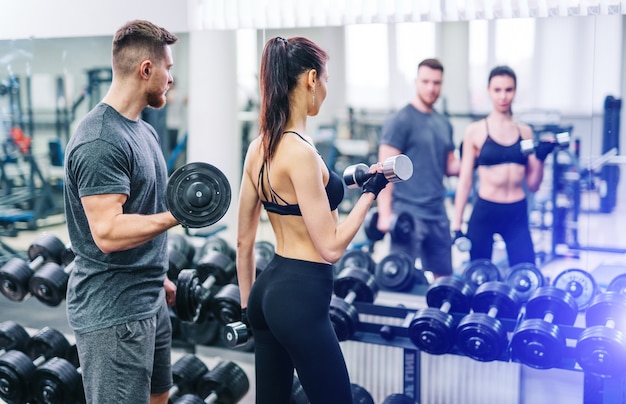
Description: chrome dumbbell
343,154,413,189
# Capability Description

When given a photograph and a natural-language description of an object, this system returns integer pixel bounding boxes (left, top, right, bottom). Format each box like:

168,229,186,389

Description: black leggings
247,254,353,404
466,197,535,267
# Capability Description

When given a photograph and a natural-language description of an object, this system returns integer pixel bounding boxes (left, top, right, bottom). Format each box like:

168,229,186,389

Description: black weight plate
389,211,414,244
511,318,565,369
30,357,81,404
0,321,30,352
576,325,626,376
425,276,474,313
351,383,375,404
375,252,415,291
363,208,384,241
505,262,545,303
585,292,626,329
0,258,32,301
27,232,65,264
210,284,241,325
607,273,626,295
167,162,231,228
334,267,379,304
28,262,69,307
462,259,501,289
472,281,521,319
553,268,598,311
525,286,578,326
196,360,250,403
456,313,507,362
329,296,359,341
408,308,456,354
175,269,202,322
338,249,375,274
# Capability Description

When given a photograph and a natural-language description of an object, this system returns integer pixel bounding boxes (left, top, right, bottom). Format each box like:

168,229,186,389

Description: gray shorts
75,299,172,404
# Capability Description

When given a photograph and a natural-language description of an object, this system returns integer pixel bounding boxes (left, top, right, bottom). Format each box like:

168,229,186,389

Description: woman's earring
312,90,315,106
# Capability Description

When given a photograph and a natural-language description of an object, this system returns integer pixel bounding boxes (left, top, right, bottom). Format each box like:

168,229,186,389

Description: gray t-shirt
64,103,169,334
380,103,454,219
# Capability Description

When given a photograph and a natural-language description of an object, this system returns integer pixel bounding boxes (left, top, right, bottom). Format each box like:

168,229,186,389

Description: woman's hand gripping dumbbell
343,154,413,198
520,132,570,162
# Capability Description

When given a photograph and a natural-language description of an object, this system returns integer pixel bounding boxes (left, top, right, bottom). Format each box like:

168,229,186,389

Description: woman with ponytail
452,65,553,267
235,36,388,404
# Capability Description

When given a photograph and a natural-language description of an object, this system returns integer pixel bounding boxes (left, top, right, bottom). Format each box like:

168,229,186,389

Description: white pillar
187,29,240,238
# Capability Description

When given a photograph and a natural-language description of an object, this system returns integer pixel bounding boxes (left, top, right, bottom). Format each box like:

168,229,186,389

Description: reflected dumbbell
175,248,237,323
408,276,475,354
461,259,501,290
553,268,598,311
520,132,570,155
0,232,66,301
168,233,196,280
455,281,522,362
28,260,76,307
343,154,413,190
167,354,210,402
0,326,72,403
329,266,379,341
375,251,428,292
511,286,578,369
363,208,415,244
504,262,546,303
173,360,249,404
575,292,626,376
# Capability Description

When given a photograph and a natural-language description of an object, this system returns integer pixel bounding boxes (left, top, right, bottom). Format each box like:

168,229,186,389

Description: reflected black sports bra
476,120,528,166
259,131,344,216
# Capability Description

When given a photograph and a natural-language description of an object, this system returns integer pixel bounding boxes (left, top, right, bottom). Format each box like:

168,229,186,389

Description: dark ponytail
258,36,328,162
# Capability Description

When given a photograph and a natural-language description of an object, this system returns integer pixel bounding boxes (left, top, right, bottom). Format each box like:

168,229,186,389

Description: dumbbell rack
350,300,624,404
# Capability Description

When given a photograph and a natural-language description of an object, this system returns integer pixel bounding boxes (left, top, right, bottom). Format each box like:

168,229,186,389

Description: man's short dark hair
418,58,444,73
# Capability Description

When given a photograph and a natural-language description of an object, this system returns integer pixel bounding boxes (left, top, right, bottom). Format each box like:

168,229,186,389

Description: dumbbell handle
224,321,251,348
440,301,451,314
343,154,413,189
28,255,45,271
487,306,499,318
344,290,357,305
544,312,554,324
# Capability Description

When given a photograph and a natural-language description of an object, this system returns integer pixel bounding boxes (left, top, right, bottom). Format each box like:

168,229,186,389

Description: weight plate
28,262,69,307
363,208,384,242
334,267,379,304
175,269,202,322
525,286,578,326
576,326,626,376
456,313,507,362
511,319,565,369
461,259,501,290
338,249,375,274
472,281,521,319
375,252,415,291
553,268,598,311
505,262,545,303
167,162,231,228
585,292,626,329
389,211,414,244
408,308,456,354
329,296,359,341
426,276,474,314
607,273,626,295
30,357,82,404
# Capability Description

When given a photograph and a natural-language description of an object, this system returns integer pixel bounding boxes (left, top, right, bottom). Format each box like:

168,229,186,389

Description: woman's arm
453,126,478,231
522,124,545,192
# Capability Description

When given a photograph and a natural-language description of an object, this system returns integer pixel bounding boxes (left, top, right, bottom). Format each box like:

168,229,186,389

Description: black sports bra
259,132,344,216
476,120,528,167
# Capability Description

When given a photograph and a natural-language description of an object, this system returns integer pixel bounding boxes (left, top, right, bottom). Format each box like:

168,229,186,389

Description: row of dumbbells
0,320,251,404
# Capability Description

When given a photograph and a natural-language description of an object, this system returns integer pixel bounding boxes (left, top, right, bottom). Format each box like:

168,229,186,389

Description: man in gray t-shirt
377,58,460,278
64,20,180,404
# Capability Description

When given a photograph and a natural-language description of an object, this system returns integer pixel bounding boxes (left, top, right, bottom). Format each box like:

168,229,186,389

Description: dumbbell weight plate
0,349,37,403
461,259,501,290
175,270,203,323
363,208,385,242
388,211,414,244
607,273,626,295
334,267,379,304
505,262,545,303
575,292,626,376
254,241,275,262
0,258,33,301
195,360,250,403
351,383,375,404
375,252,416,291
28,262,69,307
0,321,30,352
27,232,66,263
167,162,231,228
172,354,209,395
30,357,82,404
210,284,240,325
329,296,359,342
553,268,598,311
337,249,375,274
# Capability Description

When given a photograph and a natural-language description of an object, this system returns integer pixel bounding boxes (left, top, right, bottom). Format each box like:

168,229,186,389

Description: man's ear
140,61,152,79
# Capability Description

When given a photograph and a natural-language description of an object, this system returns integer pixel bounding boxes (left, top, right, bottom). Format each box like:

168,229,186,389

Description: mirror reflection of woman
453,65,553,267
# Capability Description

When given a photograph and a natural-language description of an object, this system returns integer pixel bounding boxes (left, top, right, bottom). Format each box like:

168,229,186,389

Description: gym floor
1,192,626,403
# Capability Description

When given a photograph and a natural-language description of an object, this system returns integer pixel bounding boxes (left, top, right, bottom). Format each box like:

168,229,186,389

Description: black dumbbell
196,235,236,264
382,393,416,404
329,266,379,341
0,326,72,404
343,154,413,189
408,276,475,354
375,251,428,292
254,240,275,275
173,360,249,404
461,259,501,290
29,351,85,404
335,248,375,278
168,233,196,280
0,321,30,358
167,354,210,402
0,232,66,301
28,260,76,307
455,281,522,362
363,208,415,244
520,132,570,155
175,248,237,323
350,383,374,404
222,320,252,350
511,286,578,369
504,262,546,303
575,292,626,376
